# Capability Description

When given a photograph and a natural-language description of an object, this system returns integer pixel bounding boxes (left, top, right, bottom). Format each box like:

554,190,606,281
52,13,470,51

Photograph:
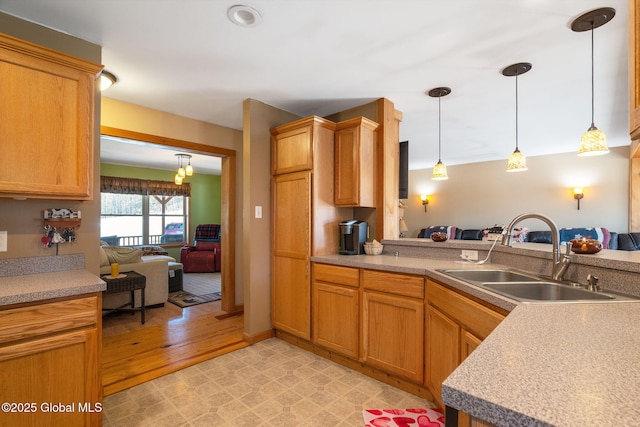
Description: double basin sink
437,269,638,303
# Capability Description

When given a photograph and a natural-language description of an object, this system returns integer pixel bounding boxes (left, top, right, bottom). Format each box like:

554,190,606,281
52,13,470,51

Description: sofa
100,245,176,308
417,226,484,240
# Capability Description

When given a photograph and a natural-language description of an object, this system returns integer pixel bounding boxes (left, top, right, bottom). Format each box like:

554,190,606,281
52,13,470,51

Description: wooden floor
102,292,246,396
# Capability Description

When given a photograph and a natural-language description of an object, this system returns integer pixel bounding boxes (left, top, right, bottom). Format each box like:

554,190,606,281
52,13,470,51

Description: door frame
100,125,238,313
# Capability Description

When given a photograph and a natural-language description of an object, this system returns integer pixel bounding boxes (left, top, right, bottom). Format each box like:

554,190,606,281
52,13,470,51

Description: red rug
363,408,445,427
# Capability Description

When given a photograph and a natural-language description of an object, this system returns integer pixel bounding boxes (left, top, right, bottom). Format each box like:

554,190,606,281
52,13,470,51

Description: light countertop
312,252,640,426
0,269,106,306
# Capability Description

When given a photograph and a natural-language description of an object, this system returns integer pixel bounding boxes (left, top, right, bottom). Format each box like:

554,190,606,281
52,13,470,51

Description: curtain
100,176,191,197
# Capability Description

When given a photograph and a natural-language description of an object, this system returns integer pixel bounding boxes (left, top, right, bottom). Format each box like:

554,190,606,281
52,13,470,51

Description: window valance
100,176,191,197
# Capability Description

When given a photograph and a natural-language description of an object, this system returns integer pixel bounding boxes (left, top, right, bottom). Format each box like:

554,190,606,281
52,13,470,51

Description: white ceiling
0,0,630,171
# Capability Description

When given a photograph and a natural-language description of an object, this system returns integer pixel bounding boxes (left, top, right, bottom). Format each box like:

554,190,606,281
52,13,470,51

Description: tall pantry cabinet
271,116,350,339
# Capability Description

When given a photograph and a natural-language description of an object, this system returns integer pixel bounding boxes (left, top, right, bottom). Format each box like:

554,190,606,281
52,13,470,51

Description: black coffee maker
339,220,368,255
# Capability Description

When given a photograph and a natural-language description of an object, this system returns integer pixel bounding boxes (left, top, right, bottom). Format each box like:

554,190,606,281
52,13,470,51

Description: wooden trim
243,329,275,345
100,126,237,313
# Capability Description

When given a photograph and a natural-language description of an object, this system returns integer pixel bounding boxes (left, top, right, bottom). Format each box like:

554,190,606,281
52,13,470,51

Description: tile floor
103,338,437,426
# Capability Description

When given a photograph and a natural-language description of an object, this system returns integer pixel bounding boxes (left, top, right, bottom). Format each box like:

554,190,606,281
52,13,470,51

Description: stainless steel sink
482,281,614,301
437,269,540,283
437,268,639,303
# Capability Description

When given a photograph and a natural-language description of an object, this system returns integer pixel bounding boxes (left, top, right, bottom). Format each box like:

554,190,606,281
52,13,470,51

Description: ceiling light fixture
174,154,194,185
571,7,615,156
100,70,117,91
428,87,451,180
227,5,262,27
502,62,532,172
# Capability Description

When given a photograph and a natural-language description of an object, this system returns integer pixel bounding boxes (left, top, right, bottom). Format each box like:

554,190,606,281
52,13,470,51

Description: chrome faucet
501,213,572,281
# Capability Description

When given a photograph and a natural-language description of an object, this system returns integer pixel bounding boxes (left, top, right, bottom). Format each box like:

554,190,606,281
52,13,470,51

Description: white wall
402,146,629,237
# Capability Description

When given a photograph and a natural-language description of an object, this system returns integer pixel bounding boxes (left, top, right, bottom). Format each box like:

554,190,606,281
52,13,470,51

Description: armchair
180,224,222,273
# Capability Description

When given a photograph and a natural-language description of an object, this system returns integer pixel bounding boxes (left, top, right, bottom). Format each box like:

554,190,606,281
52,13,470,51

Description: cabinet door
312,282,359,358
272,124,313,175
362,290,424,382
425,305,460,406
0,34,100,200
272,171,311,339
630,0,640,140
334,117,377,207
0,328,101,426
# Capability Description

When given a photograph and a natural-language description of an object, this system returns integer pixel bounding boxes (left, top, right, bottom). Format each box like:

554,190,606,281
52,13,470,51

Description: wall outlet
0,231,6,252
461,249,478,261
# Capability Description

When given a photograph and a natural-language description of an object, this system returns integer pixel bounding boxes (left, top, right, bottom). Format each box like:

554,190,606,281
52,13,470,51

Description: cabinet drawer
426,280,504,340
313,263,359,287
0,295,98,345
362,269,424,299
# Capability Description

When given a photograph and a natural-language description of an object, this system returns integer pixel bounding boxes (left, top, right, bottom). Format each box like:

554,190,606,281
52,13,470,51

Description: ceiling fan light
432,160,448,180
578,126,609,156
506,148,528,172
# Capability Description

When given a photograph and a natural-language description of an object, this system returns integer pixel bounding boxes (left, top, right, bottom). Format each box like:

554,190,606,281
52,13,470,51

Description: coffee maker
339,220,368,255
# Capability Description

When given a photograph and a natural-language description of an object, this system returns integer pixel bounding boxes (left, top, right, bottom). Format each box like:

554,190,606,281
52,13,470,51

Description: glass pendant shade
174,174,183,185
177,167,186,178
506,148,528,172
185,163,194,176
432,160,448,180
577,125,609,156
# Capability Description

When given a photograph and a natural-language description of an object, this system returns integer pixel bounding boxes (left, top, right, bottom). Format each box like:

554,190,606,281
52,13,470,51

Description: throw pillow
102,246,143,265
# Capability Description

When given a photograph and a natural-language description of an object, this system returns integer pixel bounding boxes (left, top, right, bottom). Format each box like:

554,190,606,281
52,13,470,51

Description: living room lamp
502,62,531,172
428,87,451,180
572,7,615,156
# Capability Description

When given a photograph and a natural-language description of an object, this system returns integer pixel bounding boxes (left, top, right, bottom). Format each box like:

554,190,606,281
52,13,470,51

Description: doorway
100,125,238,313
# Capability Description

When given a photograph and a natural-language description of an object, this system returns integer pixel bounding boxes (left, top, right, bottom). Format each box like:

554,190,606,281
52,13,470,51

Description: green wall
100,163,221,259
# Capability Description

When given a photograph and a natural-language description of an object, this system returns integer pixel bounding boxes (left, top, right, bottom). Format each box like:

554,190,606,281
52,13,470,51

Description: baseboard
243,328,274,345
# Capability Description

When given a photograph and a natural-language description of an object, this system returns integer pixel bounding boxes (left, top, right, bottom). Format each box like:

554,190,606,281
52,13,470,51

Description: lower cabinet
312,263,360,359
0,294,102,427
362,269,425,382
425,279,506,409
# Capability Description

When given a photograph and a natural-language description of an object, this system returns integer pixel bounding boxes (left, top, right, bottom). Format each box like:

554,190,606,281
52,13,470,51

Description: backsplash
0,254,85,277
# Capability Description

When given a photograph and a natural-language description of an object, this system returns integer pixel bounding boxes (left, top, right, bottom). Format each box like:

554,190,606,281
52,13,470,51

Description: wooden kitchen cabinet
0,33,101,200
312,263,360,358
271,116,348,340
0,294,102,426
630,0,640,141
334,117,379,207
425,279,505,408
362,269,424,382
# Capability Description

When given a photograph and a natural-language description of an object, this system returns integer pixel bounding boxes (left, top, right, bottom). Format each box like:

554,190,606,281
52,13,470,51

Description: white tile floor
103,338,437,426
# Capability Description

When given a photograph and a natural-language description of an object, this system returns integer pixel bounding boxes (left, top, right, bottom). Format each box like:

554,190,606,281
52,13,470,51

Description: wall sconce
420,194,429,212
573,188,584,210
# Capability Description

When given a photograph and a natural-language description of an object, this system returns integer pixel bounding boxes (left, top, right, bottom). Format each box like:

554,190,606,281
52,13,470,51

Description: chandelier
174,154,194,185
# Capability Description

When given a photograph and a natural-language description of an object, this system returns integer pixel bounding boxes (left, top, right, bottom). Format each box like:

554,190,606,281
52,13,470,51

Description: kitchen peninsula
310,239,640,427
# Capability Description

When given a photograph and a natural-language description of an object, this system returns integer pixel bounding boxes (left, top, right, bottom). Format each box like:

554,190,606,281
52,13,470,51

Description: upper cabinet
271,119,315,175
0,33,102,200
334,117,379,207
630,0,640,141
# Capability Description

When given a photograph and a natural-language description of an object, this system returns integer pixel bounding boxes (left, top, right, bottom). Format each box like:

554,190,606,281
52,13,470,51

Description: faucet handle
586,274,600,292
564,241,572,256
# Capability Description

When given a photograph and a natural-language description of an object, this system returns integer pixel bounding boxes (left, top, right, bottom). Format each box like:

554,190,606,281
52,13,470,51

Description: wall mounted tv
399,141,408,199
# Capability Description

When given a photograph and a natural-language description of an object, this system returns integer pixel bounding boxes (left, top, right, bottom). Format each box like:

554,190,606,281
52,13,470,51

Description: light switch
0,231,7,252
255,206,262,219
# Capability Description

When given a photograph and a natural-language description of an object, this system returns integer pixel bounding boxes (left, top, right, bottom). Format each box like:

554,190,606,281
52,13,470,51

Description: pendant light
174,154,194,185
428,87,451,180
571,7,615,156
503,62,532,172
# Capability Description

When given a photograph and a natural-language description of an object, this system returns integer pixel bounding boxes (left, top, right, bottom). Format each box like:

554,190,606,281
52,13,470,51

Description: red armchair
181,241,221,272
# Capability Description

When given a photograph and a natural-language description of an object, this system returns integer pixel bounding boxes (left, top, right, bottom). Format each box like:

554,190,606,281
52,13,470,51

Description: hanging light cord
515,72,519,150
438,95,442,162
590,22,595,128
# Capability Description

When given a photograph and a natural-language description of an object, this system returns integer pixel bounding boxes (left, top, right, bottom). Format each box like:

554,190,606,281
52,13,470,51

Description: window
100,176,189,246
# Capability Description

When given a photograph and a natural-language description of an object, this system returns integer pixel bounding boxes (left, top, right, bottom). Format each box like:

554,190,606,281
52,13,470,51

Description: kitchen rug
168,290,221,308
362,408,444,427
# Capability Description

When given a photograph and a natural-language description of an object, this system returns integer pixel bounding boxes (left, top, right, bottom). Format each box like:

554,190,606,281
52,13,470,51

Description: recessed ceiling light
227,5,262,27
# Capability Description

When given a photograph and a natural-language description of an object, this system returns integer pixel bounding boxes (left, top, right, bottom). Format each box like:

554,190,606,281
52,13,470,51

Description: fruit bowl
569,239,602,254
431,232,448,242
363,243,383,255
